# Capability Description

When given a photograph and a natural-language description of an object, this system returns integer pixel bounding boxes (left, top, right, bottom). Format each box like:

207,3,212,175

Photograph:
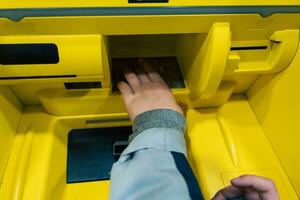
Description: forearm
109,109,203,200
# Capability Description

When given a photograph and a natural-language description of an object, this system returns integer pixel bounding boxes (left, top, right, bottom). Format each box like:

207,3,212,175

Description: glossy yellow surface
0,13,298,113
179,23,230,99
0,86,22,186
0,3,300,200
247,39,300,197
226,30,299,74
186,96,298,199
1,95,298,199
0,35,105,81
0,107,128,200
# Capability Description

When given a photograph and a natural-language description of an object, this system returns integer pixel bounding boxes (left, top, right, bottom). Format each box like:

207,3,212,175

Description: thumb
231,175,279,199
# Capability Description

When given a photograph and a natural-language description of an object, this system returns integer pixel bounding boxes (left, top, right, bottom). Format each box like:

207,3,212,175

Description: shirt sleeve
109,109,203,200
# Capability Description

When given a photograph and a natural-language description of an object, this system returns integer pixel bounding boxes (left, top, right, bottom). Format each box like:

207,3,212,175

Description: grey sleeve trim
129,109,186,142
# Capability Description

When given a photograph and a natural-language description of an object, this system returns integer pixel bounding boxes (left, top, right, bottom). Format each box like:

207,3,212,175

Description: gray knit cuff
129,109,186,143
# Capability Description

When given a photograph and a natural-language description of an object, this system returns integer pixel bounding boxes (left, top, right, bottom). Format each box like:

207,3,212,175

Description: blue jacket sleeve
109,109,203,200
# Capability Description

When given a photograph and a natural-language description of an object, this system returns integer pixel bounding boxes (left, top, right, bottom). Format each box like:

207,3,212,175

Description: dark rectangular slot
112,57,185,91
230,46,268,51
129,0,168,3
113,141,129,156
0,75,76,80
64,82,102,90
67,126,132,183
0,44,59,65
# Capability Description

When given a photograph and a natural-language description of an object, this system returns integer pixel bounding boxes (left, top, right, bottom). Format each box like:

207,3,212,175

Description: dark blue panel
0,44,59,65
67,126,131,183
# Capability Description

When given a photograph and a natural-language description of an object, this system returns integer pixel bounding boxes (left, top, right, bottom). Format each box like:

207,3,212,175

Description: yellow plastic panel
1,13,299,108
0,35,103,79
247,42,300,197
37,84,236,116
1,14,299,39
178,23,230,100
38,89,123,115
186,95,298,199
0,86,22,186
226,30,299,74
0,106,130,200
63,181,110,200
190,81,235,109
2,97,297,200
9,78,106,106
38,88,190,116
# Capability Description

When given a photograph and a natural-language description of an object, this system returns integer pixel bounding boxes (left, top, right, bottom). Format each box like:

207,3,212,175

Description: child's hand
212,175,279,200
118,59,182,121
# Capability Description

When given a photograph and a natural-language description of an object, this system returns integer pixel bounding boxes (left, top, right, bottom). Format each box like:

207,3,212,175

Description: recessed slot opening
0,75,76,80
108,34,197,91
64,82,102,90
0,44,59,65
230,46,268,51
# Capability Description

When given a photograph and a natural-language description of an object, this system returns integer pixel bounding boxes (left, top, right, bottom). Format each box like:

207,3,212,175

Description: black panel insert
64,82,102,89
0,44,59,65
129,0,168,3
230,46,268,51
67,126,132,183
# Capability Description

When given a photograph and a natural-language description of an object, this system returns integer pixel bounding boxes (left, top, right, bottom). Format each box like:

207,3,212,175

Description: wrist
129,108,186,142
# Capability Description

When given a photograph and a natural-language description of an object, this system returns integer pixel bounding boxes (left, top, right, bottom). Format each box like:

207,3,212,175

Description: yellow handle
187,23,231,100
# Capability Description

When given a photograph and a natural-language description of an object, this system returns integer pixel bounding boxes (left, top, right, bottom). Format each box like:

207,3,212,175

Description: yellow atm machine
0,1,300,199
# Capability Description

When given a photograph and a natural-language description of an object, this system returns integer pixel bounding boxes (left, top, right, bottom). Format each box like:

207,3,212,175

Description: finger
118,81,133,97
123,69,141,94
212,185,242,200
231,175,278,194
117,81,134,105
138,58,165,84
135,68,151,84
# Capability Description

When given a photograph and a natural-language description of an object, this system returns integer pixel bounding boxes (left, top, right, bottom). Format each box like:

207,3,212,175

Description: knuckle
240,174,252,179
126,73,136,79
153,82,168,89
130,79,139,85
